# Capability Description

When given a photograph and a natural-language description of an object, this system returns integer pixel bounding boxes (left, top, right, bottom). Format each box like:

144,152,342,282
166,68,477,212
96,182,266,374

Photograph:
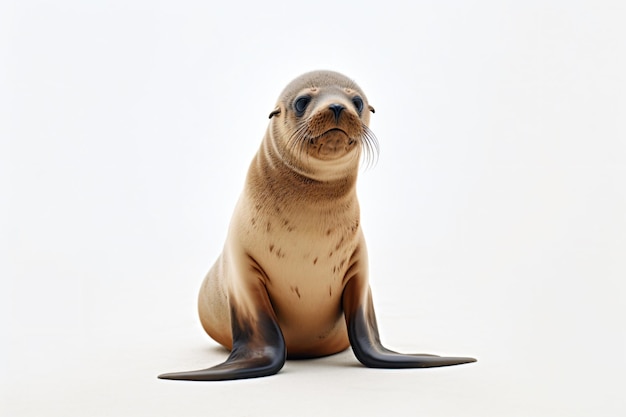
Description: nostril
328,104,345,122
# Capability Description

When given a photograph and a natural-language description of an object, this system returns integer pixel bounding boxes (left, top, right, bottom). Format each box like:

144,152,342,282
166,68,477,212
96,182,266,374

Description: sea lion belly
237,193,361,356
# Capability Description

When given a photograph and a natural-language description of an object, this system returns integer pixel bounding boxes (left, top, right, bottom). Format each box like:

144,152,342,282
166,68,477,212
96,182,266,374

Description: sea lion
159,70,476,381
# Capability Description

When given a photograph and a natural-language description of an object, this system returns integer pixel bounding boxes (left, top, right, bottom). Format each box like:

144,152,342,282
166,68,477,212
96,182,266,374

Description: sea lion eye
352,96,364,114
294,96,311,116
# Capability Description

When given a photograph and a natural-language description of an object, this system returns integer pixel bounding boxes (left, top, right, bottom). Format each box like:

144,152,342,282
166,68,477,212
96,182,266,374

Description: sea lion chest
234,186,361,322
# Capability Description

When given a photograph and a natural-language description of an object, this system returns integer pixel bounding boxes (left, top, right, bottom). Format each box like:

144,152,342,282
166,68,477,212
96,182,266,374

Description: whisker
287,121,311,165
360,124,379,170
285,120,378,170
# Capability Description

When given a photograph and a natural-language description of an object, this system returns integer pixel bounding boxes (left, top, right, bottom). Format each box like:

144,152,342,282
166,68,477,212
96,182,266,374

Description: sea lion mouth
315,128,351,141
284,123,378,167
282,110,379,168
309,128,357,159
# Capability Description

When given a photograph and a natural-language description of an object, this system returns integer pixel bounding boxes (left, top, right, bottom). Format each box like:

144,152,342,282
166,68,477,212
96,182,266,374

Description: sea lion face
268,71,377,175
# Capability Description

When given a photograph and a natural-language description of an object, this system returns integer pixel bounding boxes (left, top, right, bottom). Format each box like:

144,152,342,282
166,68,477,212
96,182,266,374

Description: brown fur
198,70,373,357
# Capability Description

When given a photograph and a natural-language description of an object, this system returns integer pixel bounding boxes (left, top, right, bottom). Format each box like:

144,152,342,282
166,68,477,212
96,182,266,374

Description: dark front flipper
343,279,476,368
159,283,286,381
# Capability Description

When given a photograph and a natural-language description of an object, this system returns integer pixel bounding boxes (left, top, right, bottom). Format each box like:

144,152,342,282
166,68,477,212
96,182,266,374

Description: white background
2,1,625,416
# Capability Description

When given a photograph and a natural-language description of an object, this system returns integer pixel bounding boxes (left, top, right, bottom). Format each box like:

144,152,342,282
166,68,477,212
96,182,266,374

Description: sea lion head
267,70,378,179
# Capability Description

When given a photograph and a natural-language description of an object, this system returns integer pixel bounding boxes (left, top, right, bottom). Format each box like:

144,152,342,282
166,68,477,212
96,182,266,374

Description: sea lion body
199,179,361,357
159,71,475,381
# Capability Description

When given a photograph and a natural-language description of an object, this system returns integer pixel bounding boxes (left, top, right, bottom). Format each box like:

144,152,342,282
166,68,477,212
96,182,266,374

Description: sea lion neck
249,135,359,205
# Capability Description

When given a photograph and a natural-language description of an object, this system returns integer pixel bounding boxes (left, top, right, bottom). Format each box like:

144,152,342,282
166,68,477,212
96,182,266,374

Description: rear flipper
159,282,286,381
343,279,477,368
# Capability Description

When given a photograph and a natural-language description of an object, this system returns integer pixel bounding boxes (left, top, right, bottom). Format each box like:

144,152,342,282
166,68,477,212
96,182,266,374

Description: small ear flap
368,105,375,114
269,107,281,119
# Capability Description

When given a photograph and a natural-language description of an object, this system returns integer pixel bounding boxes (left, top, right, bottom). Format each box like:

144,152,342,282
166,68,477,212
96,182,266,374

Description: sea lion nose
329,103,345,123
